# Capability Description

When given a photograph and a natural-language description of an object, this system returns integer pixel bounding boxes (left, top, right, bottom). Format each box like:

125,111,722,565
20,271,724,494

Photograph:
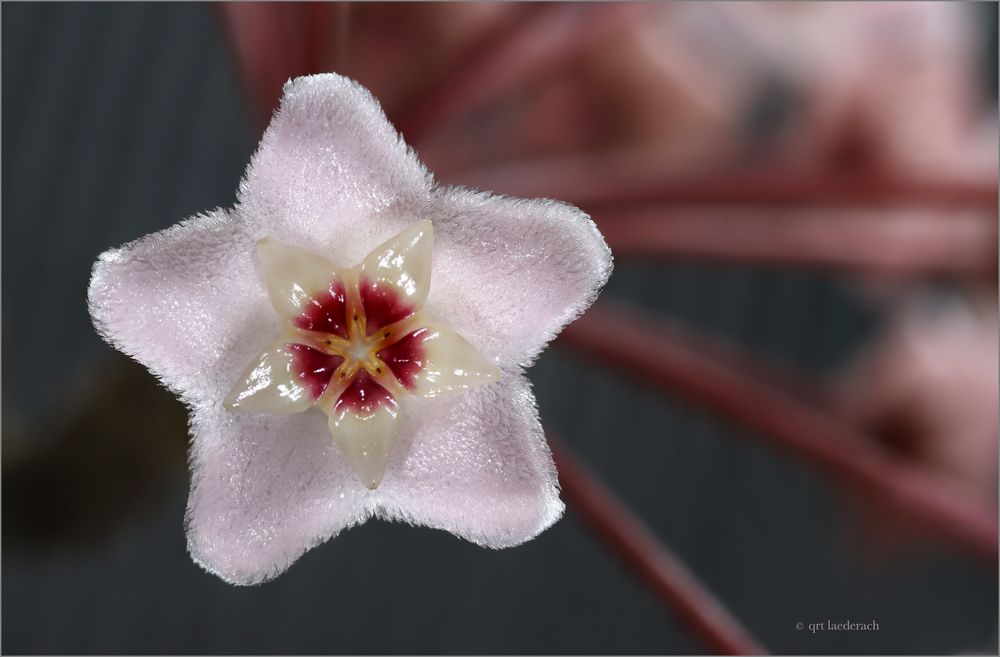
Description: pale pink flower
88,74,612,585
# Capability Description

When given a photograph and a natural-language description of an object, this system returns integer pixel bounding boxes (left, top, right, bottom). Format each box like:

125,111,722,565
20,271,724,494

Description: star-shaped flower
88,74,612,585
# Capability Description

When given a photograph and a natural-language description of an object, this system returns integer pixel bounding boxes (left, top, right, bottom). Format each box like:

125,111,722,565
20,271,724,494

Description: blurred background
2,2,998,654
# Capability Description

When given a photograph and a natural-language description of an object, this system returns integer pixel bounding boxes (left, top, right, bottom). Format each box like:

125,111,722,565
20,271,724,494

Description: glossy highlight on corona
224,220,500,489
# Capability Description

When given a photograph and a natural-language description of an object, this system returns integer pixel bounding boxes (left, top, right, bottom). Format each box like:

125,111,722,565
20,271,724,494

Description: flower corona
225,220,499,489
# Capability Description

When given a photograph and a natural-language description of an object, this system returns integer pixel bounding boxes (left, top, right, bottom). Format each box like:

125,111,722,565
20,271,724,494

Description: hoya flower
88,74,612,585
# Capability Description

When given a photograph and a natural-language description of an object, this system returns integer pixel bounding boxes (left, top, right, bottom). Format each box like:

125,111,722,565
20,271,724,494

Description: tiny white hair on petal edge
369,373,565,550
182,373,562,585
428,185,613,370
237,74,437,267
87,208,262,406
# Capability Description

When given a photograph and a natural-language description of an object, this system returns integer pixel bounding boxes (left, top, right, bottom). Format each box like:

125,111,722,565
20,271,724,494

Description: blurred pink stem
597,206,997,278
219,2,293,130
551,438,768,655
220,2,344,132
394,3,634,146
450,154,999,208
558,304,999,565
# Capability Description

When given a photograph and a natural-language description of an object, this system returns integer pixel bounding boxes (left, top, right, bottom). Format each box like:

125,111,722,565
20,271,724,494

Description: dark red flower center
288,344,345,399
333,369,396,414
376,328,428,391
359,276,415,336
288,275,424,412
293,280,350,339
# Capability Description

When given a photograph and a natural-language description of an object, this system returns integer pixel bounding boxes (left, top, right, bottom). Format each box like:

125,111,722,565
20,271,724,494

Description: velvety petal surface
188,372,560,582
91,73,612,583
422,189,613,370
237,74,436,270
88,209,267,402
185,406,369,585
367,374,563,548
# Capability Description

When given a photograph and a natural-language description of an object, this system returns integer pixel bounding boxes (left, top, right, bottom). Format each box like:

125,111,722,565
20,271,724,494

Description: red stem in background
551,438,768,655
217,7,997,648
219,2,294,131
394,3,635,147
558,304,999,565
219,2,344,132
332,2,352,73
448,152,999,209
596,206,998,279
299,3,340,77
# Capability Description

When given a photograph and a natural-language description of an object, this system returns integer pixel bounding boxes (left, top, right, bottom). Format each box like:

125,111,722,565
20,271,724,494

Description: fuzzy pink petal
90,74,612,582
237,74,610,368
237,74,436,268
370,373,563,547
185,406,368,585
88,209,267,402
425,188,612,369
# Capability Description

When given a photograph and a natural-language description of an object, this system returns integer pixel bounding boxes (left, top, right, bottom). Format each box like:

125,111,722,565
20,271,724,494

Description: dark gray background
2,3,997,654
